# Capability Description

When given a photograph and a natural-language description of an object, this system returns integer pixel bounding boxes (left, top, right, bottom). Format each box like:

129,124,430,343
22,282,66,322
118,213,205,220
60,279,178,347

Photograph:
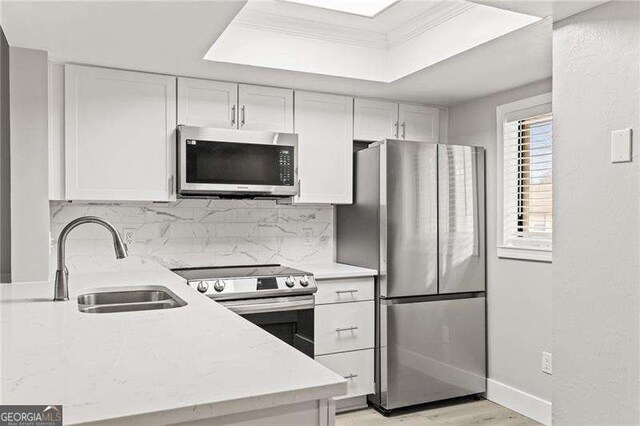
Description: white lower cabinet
316,349,375,400
314,277,375,408
315,301,374,355
315,277,375,305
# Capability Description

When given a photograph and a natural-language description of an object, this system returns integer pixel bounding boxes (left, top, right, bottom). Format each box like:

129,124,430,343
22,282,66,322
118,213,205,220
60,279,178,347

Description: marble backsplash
49,199,334,274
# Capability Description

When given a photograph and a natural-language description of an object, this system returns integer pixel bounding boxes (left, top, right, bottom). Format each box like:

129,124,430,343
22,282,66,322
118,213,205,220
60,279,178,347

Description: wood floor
336,398,540,425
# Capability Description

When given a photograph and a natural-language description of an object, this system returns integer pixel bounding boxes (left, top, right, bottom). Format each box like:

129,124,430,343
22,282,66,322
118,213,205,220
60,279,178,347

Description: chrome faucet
54,216,128,301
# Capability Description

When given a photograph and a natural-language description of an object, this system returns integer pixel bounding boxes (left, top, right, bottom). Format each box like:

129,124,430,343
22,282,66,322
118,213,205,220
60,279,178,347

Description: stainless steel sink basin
77,285,187,313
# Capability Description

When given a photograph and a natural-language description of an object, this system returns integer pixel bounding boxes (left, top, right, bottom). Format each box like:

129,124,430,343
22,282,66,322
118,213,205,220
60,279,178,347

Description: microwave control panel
278,147,295,186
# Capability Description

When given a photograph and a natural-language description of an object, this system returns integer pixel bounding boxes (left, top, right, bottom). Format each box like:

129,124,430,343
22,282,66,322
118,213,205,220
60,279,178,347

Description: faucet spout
54,216,128,301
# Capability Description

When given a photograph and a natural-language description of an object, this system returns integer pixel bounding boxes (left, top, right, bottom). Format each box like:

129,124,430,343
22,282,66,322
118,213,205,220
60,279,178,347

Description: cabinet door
177,77,237,128
239,84,293,132
398,104,440,142
294,91,353,204
354,98,398,141
65,65,176,201
316,349,375,399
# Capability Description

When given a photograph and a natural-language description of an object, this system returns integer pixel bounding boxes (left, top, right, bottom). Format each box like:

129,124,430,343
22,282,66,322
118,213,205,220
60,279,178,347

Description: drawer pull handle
335,289,358,295
344,373,359,380
336,326,358,333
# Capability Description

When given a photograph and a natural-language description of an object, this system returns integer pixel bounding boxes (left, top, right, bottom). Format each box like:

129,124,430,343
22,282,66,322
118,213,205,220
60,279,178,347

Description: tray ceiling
205,0,541,82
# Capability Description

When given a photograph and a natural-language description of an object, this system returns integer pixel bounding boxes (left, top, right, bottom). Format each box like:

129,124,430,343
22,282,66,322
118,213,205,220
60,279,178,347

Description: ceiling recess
281,0,399,18
205,0,541,82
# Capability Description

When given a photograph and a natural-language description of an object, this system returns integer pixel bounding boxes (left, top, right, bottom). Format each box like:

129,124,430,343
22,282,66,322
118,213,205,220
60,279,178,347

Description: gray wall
9,47,50,282
0,25,10,283
553,2,640,424
448,78,553,405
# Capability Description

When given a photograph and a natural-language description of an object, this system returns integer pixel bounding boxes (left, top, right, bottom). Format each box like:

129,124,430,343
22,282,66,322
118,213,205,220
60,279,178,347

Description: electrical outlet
302,227,313,246
542,351,552,375
123,228,136,246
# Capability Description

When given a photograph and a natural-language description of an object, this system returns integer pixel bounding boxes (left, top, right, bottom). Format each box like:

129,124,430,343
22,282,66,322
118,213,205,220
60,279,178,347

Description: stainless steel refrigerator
337,139,486,413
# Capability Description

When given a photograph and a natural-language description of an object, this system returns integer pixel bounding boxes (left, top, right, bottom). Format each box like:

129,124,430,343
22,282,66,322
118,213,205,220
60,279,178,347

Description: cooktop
171,264,317,300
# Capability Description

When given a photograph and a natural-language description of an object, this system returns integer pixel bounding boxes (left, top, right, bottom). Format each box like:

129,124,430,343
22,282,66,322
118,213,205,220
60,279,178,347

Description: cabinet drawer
315,301,374,355
315,277,374,305
316,349,374,399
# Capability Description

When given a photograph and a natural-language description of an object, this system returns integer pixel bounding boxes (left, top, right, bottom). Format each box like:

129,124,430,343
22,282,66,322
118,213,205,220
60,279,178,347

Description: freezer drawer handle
335,289,358,295
335,326,358,333
344,373,358,380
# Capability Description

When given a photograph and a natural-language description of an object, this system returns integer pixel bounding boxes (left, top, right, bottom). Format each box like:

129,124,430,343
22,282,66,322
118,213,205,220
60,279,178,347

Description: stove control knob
196,281,209,293
285,276,295,288
214,280,225,292
300,276,310,287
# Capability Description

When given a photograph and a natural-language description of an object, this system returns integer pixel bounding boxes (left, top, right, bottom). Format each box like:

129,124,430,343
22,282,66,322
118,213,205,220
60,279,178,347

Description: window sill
497,246,552,263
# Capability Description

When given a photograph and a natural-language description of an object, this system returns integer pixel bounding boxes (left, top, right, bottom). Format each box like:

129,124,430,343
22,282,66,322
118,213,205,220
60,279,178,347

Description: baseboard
486,379,551,425
335,396,367,413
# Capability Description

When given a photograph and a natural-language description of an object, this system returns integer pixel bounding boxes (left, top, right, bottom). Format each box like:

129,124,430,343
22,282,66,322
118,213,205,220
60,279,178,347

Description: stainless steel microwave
177,125,299,198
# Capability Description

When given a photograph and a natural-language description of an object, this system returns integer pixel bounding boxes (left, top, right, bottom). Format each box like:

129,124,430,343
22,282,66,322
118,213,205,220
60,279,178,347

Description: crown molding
387,1,476,47
235,9,388,50
233,2,477,51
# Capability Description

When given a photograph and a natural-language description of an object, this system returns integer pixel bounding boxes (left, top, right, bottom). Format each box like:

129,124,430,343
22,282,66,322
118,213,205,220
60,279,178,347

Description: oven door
220,295,315,358
178,125,299,197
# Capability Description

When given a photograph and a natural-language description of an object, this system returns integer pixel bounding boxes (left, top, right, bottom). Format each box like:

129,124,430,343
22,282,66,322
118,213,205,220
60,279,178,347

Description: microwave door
177,126,299,197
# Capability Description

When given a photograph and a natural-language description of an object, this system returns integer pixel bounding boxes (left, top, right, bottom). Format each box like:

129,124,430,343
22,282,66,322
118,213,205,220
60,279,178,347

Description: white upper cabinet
65,65,177,201
398,103,440,142
238,84,294,133
177,77,237,128
294,91,353,204
354,98,399,141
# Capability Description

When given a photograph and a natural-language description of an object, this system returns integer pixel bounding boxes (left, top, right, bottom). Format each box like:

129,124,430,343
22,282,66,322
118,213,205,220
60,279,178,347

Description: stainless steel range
172,264,317,357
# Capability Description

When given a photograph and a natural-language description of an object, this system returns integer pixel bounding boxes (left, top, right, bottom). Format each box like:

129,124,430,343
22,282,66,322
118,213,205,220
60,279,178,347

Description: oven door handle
220,295,315,315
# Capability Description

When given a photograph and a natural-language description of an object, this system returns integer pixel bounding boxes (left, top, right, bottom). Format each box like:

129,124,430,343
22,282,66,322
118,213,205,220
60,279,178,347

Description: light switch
611,128,632,163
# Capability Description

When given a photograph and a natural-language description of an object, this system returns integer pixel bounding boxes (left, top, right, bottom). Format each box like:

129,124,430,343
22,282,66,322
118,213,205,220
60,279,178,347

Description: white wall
9,47,50,282
0,25,10,282
448,78,552,424
553,2,640,424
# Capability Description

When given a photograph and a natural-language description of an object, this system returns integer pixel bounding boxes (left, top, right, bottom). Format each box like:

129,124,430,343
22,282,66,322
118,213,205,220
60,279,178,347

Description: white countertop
0,269,346,425
296,263,378,280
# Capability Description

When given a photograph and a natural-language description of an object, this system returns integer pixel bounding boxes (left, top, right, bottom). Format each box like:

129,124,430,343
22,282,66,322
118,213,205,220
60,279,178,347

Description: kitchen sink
77,285,187,314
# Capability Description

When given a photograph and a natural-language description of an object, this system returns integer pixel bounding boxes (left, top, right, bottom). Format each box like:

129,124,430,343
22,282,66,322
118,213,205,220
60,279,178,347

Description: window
497,93,552,262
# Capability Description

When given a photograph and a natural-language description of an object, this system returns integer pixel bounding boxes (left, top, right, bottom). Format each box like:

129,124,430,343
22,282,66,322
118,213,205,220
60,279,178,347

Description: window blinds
503,112,553,248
